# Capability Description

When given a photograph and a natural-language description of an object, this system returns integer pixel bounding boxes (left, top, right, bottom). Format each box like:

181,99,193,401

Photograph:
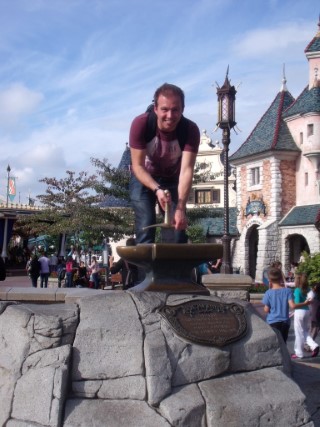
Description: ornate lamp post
216,67,237,274
6,164,11,208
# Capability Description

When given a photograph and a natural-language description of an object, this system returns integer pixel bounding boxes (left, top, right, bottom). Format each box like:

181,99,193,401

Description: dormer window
250,167,260,186
299,132,303,145
307,124,314,137
247,163,262,190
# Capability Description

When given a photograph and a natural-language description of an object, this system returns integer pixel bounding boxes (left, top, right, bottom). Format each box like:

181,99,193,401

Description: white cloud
234,21,314,58
0,83,43,126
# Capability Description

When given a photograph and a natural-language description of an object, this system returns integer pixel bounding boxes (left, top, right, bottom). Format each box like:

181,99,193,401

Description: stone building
187,129,238,246
230,19,320,282
187,129,236,209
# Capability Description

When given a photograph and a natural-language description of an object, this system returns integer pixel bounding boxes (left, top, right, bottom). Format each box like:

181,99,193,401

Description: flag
8,177,16,202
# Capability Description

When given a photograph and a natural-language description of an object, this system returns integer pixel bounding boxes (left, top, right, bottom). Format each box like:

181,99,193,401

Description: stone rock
97,375,146,400
72,376,146,400
0,303,77,427
63,398,171,426
0,291,314,426
72,293,144,380
230,304,283,372
162,320,230,387
22,344,71,374
6,421,43,427
144,328,172,405
199,367,311,427
0,305,33,427
159,383,206,426
12,365,68,426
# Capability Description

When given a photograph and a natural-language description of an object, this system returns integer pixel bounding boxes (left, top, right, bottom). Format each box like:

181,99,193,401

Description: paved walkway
1,277,320,426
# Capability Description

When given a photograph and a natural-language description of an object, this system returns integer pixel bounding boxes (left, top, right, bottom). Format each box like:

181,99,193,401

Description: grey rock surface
63,398,171,427
0,303,78,427
159,383,206,426
72,292,144,380
199,367,310,427
0,292,313,427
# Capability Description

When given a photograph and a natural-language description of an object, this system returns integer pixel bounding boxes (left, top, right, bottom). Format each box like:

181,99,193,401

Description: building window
250,167,260,186
299,132,303,145
195,189,221,204
195,190,211,204
305,172,308,186
212,189,220,203
307,124,314,137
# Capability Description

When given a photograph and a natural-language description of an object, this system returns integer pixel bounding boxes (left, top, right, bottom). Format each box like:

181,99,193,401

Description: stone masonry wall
280,159,296,216
0,291,313,426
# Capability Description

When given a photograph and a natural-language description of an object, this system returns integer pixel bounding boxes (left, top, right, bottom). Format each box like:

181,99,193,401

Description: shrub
296,251,320,285
249,283,268,293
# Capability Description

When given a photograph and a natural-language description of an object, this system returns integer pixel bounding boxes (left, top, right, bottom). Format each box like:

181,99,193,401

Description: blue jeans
129,174,188,244
66,271,73,288
30,275,39,288
92,272,100,289
40,273,50,288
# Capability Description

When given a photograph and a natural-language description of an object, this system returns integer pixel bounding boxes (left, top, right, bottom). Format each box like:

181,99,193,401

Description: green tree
16,165,134,245
296,252,320,284
16,156,220,247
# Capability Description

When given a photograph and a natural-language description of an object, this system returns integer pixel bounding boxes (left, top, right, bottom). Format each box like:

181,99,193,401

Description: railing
0,203,43,211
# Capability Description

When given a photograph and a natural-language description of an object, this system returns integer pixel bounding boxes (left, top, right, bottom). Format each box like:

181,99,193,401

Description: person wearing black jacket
27,254,41,288
109,238,139,289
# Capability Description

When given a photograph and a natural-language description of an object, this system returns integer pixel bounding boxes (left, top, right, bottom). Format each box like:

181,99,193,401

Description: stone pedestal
0,291,313,427
202,273,253,301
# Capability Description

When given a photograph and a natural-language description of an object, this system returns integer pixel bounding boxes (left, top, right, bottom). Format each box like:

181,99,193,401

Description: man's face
154,93,183,132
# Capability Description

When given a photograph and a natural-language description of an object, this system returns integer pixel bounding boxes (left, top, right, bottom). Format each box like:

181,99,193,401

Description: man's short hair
268,267,283,283
153,83,185,110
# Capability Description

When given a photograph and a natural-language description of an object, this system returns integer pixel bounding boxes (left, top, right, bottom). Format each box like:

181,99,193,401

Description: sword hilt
143,189,174,231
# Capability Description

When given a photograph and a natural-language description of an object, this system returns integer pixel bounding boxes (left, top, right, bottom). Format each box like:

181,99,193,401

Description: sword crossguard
143,189,174,231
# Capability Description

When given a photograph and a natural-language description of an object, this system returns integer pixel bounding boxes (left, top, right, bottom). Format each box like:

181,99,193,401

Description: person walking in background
262,267,295,343
129,83,200,244
49,253,58,273
307,283,320,348
56,257,66,288
270,261,286,288
89,256,100,289
76,261,89,287
27,254,41,288
38,252,50,288
109,238,139,290
65,256,75,288
291,273,319,359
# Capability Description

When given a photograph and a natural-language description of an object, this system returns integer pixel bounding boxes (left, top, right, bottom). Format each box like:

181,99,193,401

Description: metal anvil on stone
117,243,223,294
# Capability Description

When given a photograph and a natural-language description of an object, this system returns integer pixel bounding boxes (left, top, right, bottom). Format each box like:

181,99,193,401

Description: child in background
307,283,320,345
291,273,319,359
262,267,295,343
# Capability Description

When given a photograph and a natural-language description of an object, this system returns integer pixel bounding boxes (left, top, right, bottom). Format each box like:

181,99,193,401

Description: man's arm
174,151,197,230
130,148,159,191
130,147,169,211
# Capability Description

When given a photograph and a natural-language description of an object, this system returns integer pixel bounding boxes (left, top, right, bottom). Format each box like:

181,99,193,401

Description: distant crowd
25,249,105,289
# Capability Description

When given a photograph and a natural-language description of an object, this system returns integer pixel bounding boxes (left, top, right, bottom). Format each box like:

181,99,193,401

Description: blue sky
0,0,318,203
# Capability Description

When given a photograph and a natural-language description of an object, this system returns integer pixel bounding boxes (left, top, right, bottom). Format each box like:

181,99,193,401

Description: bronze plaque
159,299,247,347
